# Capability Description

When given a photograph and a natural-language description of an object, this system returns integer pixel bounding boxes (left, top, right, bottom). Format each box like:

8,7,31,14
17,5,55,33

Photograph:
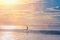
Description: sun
2,0,17,5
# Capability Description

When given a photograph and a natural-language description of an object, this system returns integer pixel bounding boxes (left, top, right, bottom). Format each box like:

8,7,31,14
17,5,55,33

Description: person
26,25,28,30
26,25,29,33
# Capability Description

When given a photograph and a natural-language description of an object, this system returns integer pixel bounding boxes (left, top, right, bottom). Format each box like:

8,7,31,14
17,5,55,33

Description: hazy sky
44,0,60,27
0,0,40,25
0,0,60,26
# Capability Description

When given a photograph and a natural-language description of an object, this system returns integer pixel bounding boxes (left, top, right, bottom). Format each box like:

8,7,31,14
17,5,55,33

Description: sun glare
1,32,14,40
1,0,35,5
1,25,16,29
2,0,17,5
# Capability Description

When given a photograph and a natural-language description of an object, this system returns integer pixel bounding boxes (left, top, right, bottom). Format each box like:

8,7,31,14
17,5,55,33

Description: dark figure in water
26,25,28,30
26,25,29,33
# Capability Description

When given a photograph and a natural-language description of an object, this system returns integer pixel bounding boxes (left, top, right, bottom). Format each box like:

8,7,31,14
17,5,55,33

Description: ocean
0,30,60,40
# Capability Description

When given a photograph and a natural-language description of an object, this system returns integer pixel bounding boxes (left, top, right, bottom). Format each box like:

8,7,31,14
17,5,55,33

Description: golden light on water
1,32,15,40
1,25,17,29
0,25,26,29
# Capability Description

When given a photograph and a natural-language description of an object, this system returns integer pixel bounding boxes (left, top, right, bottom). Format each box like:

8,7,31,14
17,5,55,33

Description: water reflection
0,25,60,40
0,25,17,29
0,31,29,40
0,31,59,40
0,32,15,40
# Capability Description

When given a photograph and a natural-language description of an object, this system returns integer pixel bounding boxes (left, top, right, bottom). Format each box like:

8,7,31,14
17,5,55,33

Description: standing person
26,25,28,30
26,25,29,33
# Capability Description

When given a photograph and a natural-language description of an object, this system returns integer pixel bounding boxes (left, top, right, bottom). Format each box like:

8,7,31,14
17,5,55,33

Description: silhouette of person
26,25,28,30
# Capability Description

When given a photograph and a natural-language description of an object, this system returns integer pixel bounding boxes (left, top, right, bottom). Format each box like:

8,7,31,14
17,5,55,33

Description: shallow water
0,31,60,40
0,25,60,40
